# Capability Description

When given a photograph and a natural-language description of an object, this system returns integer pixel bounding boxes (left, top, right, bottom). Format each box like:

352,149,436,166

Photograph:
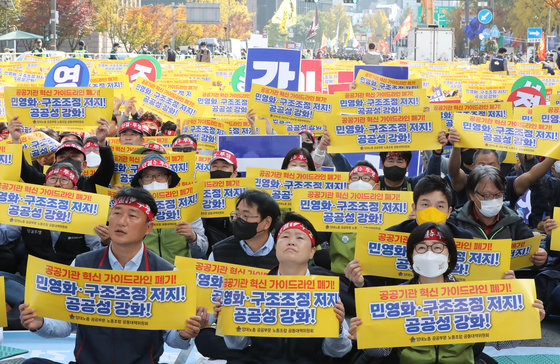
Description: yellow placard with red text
291,189,413,232
24,255,196,330
197,91,249,119
355,69,422,91
461,84,511,102
201,178,249,218
355,230,511,281
19,131,61,160
89,74,130,95
0,180,109,235
174,256,268,313
428,102,512,129
355,279,540,349
178,118,227,151
510,234,541,270
0,143,22,181
216,275,340,338
331,89,427,115
246,168,349,209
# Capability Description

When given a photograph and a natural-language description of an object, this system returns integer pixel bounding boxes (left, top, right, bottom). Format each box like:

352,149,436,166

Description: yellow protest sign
195,153,210,180
224,118,267,135
201,178,249,218
512,107,532,122
89,75,130,95
19,131,60,160
332,89,427,115
25,255,196,330
355,231,511,281
150,182,203,228
4,87,113,127
197,91,249,119
453,113,560,159
245,168,348,209
552,207,560,251
461,84,511,102
107,136,176,149
355,279,540,349
0,144,22,181
0,277,5,327
248,84,335,135
428,102,512,129
179,118,227,151
215,275,340,338
0,180,110,235
327,112,442,154
355,69,422,91
531,105,560,124
174,256,268,313
291,189,413,232
510,234,541,270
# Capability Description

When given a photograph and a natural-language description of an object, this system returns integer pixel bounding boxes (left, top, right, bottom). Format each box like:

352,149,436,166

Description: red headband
278,221,316,247
46,167,77,185
290,154,308,163
118,121,143,134
139,157,169,171
163,129,176,136
386,152,404,160
424,228,446,244
113,196,154,221
84,141,99,150
299,129,315,142
172,137,197,149
349,166,378,182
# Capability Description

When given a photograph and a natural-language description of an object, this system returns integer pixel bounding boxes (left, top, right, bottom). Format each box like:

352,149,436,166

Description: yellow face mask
416,206,448,225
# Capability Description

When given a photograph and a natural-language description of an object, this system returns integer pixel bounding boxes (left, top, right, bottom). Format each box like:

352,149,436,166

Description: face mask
302,142,314,154
287,166,308,171
349,180,374,190
383,165,407,181
210,170,233,179
416,207,448,225
143,181,168,191
232,217,260,241
461,149,476,166
554,161,560,174
412,251,448,278
86,152,101,168
149,128,158,136
478,197,503,218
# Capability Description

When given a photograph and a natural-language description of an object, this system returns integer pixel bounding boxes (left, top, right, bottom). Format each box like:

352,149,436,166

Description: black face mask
302,142,314,154
383,165,407,181
210,170,233,179
232,217,260,241
461,149,476,166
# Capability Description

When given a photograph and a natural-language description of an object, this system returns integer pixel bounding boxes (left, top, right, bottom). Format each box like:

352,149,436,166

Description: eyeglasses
349,174,373,182
46,176,73,186
475,191,504,201
229,211,260,221
414,242,447,254
141,173,168,183
172,147,195,153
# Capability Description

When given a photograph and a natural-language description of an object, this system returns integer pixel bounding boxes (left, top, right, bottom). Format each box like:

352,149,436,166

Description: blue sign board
245,48,301,92
478,9,492,24
528,28,543,40
490,25,501,38
44,59,90,87
353,65,409,80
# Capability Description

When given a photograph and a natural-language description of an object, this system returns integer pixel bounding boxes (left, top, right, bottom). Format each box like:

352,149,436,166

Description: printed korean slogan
461,84,511,102
179,118,227,151
174,256,268,313
246,168,348,208
510,235,541,270
4,87,113,127
0,144,22,181
291,189,413,232
0,181,110,235
195,154,211,180
355,231,511,281
216,275,340,338
25,256,196,330
355,279,541,349
331,89,427,115
201,178,249,218
355,69,422,91
327,112,442,153
248,84,335,134
453,114,560,159
428,102,512,128
196,91,249,119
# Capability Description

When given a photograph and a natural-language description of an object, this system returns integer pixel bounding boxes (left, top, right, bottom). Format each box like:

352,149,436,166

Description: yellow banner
107,136,176,149
332,89,427,115
291,189,413,232
215,275,340,338
552,207,560,251
4,87,113,127
0,144,22,181
0,277,5,327
179,118,226,151
0,180,110,235
25,255,196,330
174,256,268,313
510,234,541,270
246,168,348,208
197,91,249,119
530,105,560,124
355,231,511,281
512,107,532,122
20,131,61,160
461,84,511,102
327,112,443,153
89,75,130,95
355,279,540,349
453,113,560,159
429,102,512,129
201,178,249,218
355,69,422,91
195,154,210,180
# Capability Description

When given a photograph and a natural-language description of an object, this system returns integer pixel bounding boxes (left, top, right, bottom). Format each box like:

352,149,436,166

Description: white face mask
478,197,503,218
349,180,374,190
554,161,560,174
86,152,101,168
287,166,308,171
143,181,169,191
412,251,448,278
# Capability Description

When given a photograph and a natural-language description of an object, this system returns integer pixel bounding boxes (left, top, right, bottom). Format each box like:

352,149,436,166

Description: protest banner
0,143,22,181
246,168,348,209
0,277,5,327
174,256,268,313
355,231,511,281
530,105,560,124
201,178,249,218
179,118,227,151
453,113,560,159
25,255,196,330
461,84,511,102
552,207,560,251
327,112,442,154
291,189,413,232
512,107,532,121
89,75,130,95
510,234,541,270
428,102,512,129
107,136,176,149
215,274,340,338
0,180,110,235
355,279,541,349
224,118,266,135
354,69,422,91
248,84,335,134
331,89,427,115
4,87,113,127
18,131,61,160
195,154,210,180
245,48,301,92
196,91,249,119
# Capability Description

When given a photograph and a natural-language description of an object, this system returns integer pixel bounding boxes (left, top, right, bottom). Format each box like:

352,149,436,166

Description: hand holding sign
8,116,22,143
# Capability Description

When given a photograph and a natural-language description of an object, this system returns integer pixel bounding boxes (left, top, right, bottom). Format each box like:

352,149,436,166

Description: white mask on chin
86,152,101,168
348,180,374,190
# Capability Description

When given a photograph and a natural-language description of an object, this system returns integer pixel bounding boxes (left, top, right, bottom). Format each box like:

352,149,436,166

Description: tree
510,0,560,39
0,0,21,35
